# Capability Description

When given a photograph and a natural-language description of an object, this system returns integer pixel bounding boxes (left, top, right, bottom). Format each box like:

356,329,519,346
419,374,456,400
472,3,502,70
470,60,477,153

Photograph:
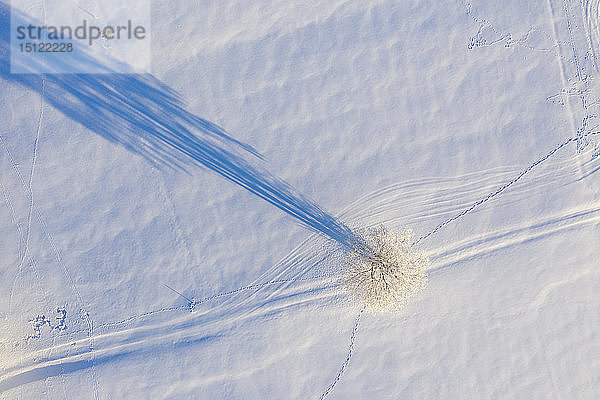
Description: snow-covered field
1,0,599,398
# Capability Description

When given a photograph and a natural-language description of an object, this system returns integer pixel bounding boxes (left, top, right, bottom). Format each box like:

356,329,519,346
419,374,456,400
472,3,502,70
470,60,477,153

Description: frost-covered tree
343,226,428,311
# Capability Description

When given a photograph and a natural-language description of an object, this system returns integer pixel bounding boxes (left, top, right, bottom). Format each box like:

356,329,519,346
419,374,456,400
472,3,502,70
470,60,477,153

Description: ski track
4,128,597,395
413,129,600,246
429,203,600,272
5,2,600,397
0,134,99,399
27,139,590,394
21,274,339,349
7,46,50,398
321,1,600,395
238,165,534,303
10,150,596,392
0,278,342,388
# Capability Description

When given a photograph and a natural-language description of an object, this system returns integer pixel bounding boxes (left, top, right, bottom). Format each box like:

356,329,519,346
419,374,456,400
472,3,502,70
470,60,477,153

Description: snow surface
1,0,600,398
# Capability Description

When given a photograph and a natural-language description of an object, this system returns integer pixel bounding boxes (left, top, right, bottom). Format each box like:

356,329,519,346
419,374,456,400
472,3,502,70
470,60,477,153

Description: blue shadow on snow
0,2,364,252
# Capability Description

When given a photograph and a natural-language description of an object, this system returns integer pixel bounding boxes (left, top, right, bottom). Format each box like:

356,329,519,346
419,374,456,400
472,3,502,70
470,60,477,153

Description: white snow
1,0,599,398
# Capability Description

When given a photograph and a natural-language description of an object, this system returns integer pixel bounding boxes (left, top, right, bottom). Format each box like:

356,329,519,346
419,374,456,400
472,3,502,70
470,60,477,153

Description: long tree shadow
0,2,364,251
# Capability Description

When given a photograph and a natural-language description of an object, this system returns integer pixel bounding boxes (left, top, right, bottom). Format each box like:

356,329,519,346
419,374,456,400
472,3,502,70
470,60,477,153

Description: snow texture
1,0,600,399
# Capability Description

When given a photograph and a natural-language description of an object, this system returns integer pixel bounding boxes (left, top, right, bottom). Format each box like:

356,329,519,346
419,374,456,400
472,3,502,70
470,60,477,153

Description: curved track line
414,130,600,246
429,205,600,272
0,133,99,398
1,280,342,386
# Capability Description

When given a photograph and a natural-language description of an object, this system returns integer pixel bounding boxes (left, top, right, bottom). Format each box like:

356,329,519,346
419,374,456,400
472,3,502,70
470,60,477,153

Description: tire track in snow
166,134,595,398
340,157,583,232
240,166,528,306
226,154,590,399
0,277,341,390
4,143,595,395
2,232,342,392
100,275,327,331
26,273,338,348
315,132,599,398
428,203,600,272
413,130,600,246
